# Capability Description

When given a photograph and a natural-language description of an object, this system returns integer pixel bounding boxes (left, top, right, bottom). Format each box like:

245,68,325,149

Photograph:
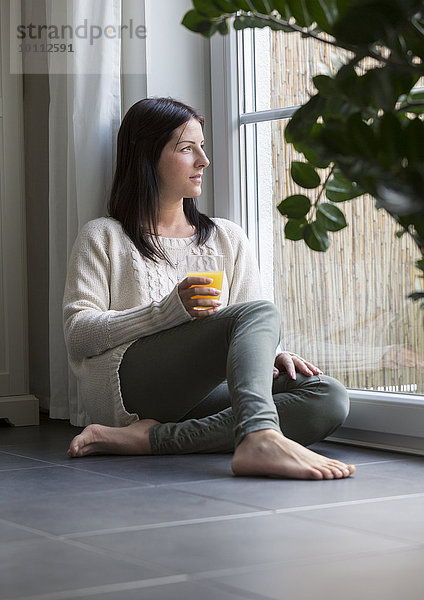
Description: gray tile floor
1,415,424,600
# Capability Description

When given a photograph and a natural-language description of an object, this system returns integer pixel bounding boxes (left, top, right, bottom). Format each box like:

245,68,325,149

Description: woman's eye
182,146,192,152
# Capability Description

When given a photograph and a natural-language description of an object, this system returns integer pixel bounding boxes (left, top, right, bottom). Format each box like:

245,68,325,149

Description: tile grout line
7,542,424,600
0,465,64,473
0,516,175,573
6,492,423,544
274,491,424,514
61,510,272,538
62,491,424,539
1,575,191,600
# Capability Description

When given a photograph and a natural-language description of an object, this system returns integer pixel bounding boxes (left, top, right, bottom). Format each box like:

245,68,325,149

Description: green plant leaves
286,0,313,27
234,14,271,29
291,162,321,188
213,0,240,11
278,194,311,218
183,0,424,301
325,170,363,202
305,0,342,31
193,0,223,17
303,222,330,251
404,117,424,164
285,94,325,146
284,218,308,240
316,203,347,231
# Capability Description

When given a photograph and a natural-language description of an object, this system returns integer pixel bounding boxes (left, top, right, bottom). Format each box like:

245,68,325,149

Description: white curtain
47,0,122,424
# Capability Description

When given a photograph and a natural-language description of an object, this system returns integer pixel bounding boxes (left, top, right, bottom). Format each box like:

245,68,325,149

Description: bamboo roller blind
265,30,424,393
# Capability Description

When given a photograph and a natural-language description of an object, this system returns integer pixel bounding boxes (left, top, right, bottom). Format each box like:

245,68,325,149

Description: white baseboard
0,395,39,426
328,390,424,455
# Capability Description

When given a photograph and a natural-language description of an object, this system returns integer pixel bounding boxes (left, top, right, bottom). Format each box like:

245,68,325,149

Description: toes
327,460,355,478
331,467,344,479
68,434,84,457
318,466,335,480
309,468,324,480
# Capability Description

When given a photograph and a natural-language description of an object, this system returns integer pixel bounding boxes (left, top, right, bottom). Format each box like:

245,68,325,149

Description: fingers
178,277,222,318
179,276,214,290
186,306,220,319
282,354,297,380
185,286,221,298
277,352,323,380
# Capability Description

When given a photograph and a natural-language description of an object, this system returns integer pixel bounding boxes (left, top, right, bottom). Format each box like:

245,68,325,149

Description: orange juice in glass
186,255,224,310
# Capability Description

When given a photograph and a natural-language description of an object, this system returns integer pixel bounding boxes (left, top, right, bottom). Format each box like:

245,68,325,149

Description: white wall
145,0,213,216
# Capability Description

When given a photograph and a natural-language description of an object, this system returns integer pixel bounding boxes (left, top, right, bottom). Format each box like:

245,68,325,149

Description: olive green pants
119,301,349,454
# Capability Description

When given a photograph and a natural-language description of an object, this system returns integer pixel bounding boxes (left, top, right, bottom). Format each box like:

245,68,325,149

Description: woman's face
157,118,210,203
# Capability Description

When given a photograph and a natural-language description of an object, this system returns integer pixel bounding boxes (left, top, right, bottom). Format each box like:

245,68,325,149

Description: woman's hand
274,351,323,380
178,276,222,319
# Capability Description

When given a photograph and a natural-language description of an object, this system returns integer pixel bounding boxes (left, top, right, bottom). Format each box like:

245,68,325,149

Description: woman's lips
190,176,202,183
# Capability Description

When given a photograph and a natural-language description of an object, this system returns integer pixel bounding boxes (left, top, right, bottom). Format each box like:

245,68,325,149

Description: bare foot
232,429,356,480
67,419,159,458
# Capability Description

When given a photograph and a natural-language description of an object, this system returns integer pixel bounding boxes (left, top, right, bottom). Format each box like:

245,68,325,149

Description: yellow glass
186,255,224,309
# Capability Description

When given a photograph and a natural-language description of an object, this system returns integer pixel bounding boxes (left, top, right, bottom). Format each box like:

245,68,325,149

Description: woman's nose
195,149,210,168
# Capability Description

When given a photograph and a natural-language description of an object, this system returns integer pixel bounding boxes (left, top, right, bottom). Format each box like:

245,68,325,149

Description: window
210,28,424,454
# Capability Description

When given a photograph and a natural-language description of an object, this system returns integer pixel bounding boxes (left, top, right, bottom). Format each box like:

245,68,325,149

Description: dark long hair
108,97,216,262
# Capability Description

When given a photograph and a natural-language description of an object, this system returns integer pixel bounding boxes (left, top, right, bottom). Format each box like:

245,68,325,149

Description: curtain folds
46,0,122,424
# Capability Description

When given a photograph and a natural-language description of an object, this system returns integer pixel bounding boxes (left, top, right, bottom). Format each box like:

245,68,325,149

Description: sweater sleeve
63,224,191,360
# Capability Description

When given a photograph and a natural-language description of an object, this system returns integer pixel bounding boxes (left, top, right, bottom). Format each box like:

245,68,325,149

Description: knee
245,300,281,327
319,375,350,430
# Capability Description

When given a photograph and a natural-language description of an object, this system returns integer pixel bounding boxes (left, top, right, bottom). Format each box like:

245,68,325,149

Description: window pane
247,28,350,112
247,119,424,394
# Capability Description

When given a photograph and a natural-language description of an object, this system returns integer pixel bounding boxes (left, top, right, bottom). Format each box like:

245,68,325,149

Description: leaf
325,170,363,202
333,2,405,46
346,113,377,160
230,0,252,10
271,0,291,19
404,117,424,164
291,161,321,189
296,139,332,169
286,0,313,27
303,222,330,251
378,112,404,166
313,74,337,97
250,0,270,12
409,292,424,302
305,0,340,31
193,0,223,17
397,89,424,114
213,0,240,11
277,194,311,218
234,15,269,28
408,90,424,103
416,259,424,272
316,203,347,231
181,10,216,35
217,18,231,33
284,218,308,240
285,94,325,145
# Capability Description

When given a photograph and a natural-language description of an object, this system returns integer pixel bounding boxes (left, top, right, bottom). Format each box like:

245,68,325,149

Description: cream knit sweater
63,216,265,426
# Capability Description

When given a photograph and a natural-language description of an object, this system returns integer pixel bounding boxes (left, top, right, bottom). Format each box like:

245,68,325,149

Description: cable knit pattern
63,216,266,426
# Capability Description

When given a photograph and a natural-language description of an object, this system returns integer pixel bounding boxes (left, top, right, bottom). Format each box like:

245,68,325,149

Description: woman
64,97,355,480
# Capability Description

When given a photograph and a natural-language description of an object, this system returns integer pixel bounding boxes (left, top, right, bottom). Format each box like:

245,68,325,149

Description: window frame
210,29,424,455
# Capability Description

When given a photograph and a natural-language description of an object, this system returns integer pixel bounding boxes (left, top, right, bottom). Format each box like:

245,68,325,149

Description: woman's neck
156,203,195,238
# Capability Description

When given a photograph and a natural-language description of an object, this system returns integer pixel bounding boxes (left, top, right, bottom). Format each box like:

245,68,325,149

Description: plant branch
240,12,423,70
311,166,334,218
